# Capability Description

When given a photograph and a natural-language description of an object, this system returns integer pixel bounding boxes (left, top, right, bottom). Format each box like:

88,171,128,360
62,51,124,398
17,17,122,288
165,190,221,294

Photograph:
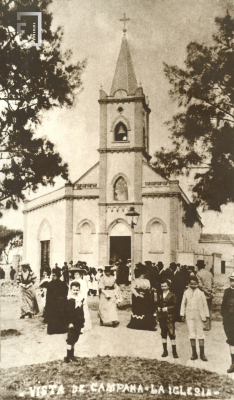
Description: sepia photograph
1,0,234,398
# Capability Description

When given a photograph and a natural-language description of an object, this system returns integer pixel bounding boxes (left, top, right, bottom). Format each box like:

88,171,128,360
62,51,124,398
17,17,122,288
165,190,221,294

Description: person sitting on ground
221,272,234,373
64,281,85,363
157,279,178,358
180,275,209,362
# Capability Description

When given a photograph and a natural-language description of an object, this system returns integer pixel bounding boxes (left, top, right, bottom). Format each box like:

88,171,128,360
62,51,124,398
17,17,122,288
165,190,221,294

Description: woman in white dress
98,265,120,327
69,268,92,332
90,268,99,296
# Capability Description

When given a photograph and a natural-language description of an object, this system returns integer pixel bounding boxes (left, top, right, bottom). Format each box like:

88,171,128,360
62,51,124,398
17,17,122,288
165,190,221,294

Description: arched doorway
37,219,52,278
109,220,131,265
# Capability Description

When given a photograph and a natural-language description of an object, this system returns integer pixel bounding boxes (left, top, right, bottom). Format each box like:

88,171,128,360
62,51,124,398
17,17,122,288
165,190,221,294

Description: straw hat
69,267,86,274
21,260,30,267
229,272,234,280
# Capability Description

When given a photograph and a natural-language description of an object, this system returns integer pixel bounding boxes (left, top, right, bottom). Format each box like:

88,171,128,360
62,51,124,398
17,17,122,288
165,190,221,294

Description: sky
2,0,234,233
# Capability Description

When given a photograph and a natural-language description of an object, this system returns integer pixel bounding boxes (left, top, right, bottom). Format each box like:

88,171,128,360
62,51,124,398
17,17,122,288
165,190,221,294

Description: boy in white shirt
180,276,209,361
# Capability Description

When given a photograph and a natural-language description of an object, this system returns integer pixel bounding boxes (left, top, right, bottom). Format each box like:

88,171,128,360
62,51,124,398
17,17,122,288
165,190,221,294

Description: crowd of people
14,258,234,373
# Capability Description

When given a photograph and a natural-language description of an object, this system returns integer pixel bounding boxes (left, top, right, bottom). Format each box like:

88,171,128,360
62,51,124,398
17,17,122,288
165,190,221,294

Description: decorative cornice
73,195,99,200
23,195,99,214
98,147,151,161
98,96,151,113
99,202,143,206
145,182,169,187
142,193,179,198
199,239,233,245
75,183,98,189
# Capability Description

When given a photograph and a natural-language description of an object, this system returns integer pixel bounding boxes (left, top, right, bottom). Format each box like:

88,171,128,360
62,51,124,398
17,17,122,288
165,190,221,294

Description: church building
23,31,203,277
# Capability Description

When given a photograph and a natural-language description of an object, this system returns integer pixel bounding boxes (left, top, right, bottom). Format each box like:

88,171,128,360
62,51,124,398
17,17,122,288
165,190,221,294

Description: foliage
0,356,234,399
0,0,86,215
0,225,23,263
153,12,234,212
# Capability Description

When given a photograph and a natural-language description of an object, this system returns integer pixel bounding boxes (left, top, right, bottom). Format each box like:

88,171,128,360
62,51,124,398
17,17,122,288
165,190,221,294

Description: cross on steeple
119,13,130,33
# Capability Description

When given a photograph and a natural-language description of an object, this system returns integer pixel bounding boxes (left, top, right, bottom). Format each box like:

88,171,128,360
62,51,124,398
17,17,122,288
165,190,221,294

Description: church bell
117,125,125,135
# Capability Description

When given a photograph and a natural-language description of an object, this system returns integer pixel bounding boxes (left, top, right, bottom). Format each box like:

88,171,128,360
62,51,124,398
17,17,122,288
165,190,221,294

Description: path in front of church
1,296,232,378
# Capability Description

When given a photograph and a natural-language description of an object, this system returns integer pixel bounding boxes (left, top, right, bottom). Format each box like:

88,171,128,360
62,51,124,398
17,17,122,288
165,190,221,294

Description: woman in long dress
69,268,92,332
40,267,68,334
127,264,156,331
17,261,39,319
98,265,120,327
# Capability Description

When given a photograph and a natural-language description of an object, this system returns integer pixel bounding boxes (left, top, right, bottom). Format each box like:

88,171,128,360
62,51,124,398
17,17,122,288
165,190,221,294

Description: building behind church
22,32,233,278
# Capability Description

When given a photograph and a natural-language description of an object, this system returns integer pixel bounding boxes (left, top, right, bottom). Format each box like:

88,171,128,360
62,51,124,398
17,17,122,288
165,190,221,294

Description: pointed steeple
110,34,138,96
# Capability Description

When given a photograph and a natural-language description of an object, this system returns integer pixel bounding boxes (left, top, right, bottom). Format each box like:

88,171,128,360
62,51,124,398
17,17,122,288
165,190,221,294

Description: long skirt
99,292,119,325
81,301,92,332
20,286,39,316
45,296,68,335
127,293,156,331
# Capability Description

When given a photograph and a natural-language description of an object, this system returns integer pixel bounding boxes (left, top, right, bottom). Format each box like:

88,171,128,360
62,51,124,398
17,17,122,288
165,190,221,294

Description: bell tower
98,17,151,265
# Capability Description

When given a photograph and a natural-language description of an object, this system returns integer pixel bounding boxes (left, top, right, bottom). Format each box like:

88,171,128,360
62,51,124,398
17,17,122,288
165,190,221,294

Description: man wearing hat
196,260,214,331
221,272,234,373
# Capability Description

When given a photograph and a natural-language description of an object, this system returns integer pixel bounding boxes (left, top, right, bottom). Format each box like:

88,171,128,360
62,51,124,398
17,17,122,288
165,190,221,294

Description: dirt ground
1,294,234,399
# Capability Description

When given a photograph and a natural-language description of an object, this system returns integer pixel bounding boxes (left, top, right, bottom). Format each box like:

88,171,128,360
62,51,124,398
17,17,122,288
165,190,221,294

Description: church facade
23,33,203,277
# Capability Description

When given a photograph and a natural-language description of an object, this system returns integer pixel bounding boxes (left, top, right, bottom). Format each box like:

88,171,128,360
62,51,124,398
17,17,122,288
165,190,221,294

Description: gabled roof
73,162,99,185
110,34,138,96
200,234,234,246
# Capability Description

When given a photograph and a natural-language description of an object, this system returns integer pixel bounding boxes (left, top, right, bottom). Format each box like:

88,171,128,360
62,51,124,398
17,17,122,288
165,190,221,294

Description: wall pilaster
65,184,73,263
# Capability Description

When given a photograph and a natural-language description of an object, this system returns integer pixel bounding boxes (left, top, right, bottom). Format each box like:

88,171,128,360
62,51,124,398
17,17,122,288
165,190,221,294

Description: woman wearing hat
221,272,234,373
127,264,156,331
17,261,39,319
39,267,68,334
98,265,120,327
69,268,92,332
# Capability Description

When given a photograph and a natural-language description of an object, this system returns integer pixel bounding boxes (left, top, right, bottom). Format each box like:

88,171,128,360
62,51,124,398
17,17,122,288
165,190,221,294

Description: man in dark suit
170,264,186,321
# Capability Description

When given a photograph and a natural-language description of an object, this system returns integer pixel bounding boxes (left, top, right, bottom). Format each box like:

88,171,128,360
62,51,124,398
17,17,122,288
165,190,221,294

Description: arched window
114,122,127,141
80,222,93,253
113,177,128,201
150,222,164,253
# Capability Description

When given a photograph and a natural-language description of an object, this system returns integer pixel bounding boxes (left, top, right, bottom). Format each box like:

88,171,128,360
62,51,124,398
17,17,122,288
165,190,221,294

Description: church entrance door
110,236,131,265
41,240,50,277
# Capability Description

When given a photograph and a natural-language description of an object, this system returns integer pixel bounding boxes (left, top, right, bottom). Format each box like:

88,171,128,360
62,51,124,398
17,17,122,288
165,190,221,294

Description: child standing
69,268,92,332
157,280,178,358
64,281,85,363
180,276,209,361
221,272,234,373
